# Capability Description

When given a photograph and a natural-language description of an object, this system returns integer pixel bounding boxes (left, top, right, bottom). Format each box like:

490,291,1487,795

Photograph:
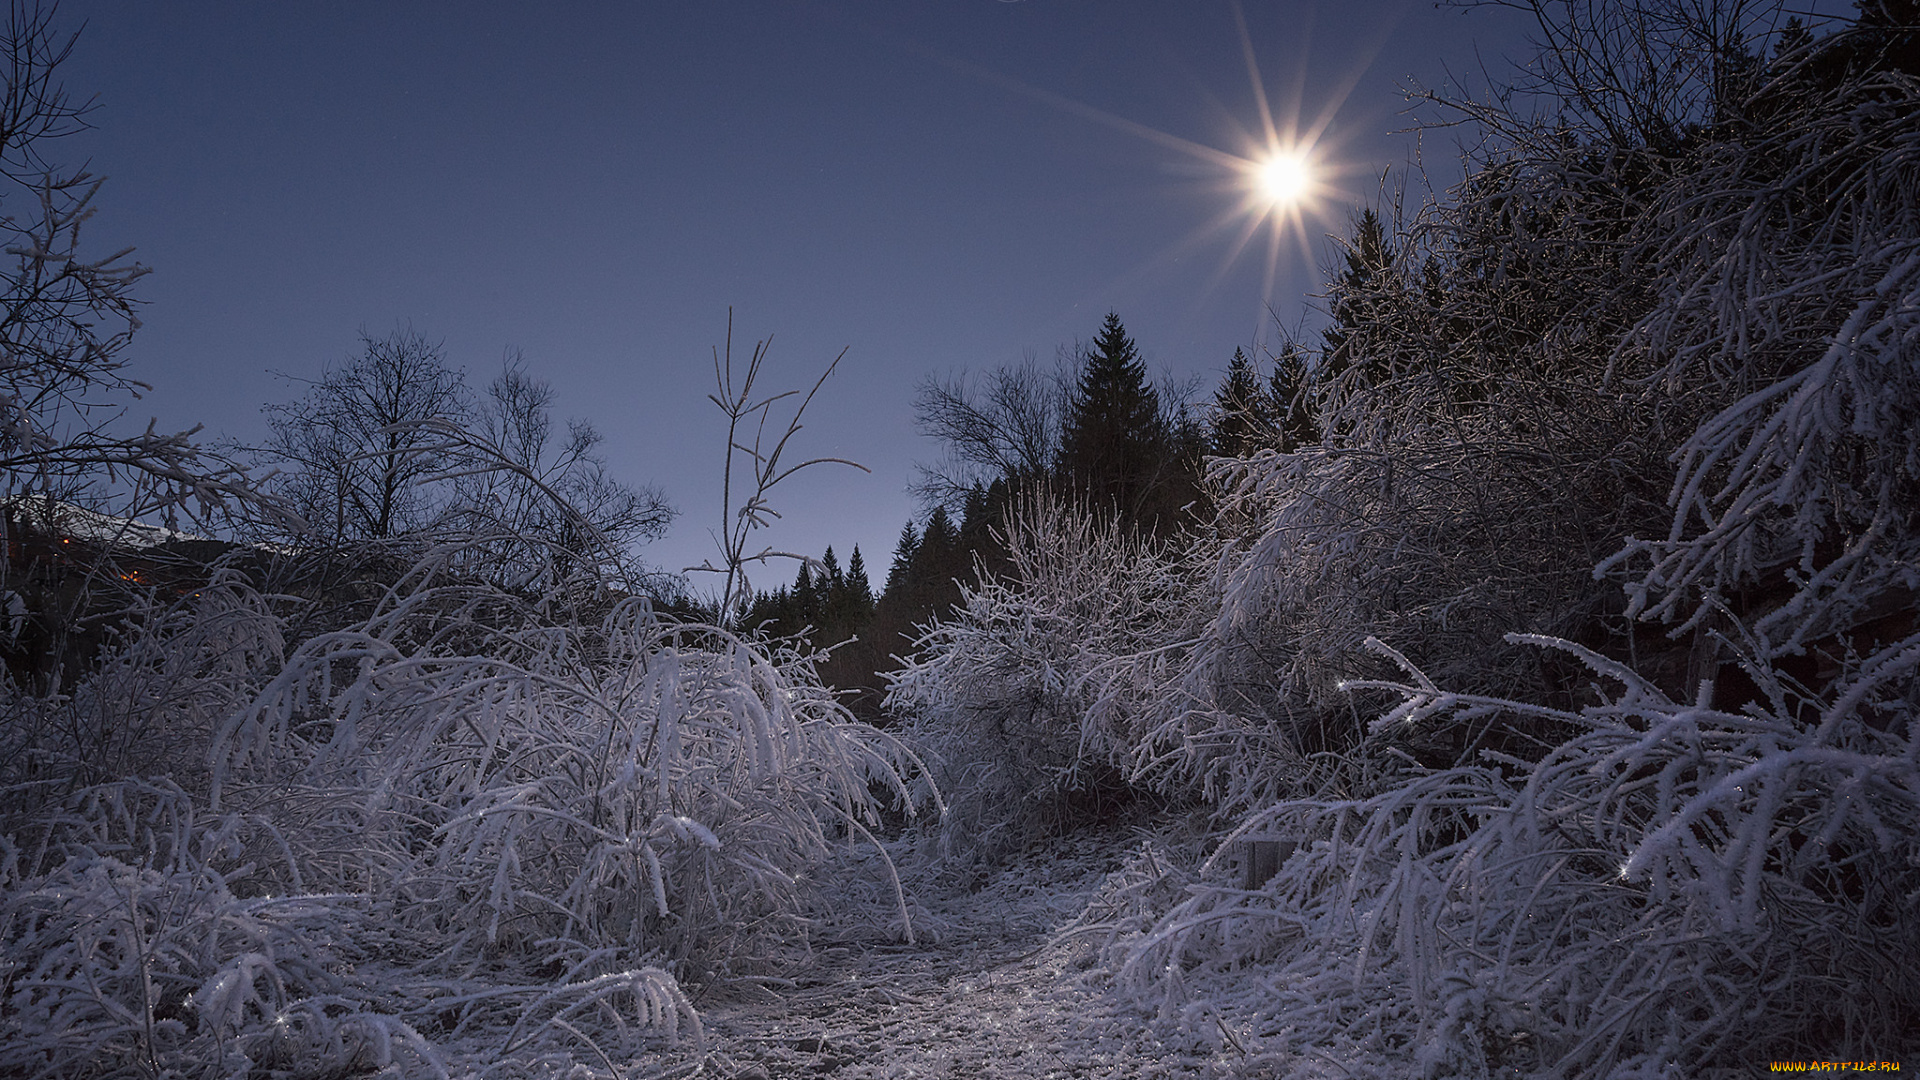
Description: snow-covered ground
698,827,1189,1080
422,819,1254,1080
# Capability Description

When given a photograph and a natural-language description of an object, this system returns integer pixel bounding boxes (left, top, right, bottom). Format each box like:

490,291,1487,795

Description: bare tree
0,2,277,694
0,2,260,522
1459,0,1784,148
441,351,675,588
260,326,470,544
911,351,1070,506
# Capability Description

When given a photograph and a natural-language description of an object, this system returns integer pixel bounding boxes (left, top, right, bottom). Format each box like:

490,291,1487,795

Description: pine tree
1057,313,1164,523
1268,344,1320,452
1210,347,1267,456
821,546,843,593
792,561,818,629
901,504,969,622
914,505,958,578
884,519,919,595
1321,208,1394,389
1774,16,1812,64
845,546,873,612
957,483,991,550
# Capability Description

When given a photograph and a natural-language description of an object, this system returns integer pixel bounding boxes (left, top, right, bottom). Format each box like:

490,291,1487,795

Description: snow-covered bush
1101,634,1920,1076
1602,64,1920,655
208,575,922,968
888,495,1204,861
1,562,918,1073
1117,126,1686,818
0,779,449,1079
1115,360,1672,819
57,577,280,783
0,573,287,846
1088,12,1920,1074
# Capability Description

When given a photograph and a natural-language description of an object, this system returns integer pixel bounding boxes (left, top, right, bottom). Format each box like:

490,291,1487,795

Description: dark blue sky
63,0,1539,593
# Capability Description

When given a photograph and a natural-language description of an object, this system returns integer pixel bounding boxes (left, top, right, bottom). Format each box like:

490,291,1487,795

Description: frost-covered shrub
1602,67,1920,655
1124,152,1682,815
1,538,920,1074
0,779,448,1080
888,497,1204,861
210,584,922,969
1089,32,1920,1075
1130,400,1664,817
1102,635,1920,1077
0,574,285,822
0,779,705,1079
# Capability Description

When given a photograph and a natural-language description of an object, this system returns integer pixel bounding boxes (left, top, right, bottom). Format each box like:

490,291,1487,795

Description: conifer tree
792,561,817,628
845,546,872,611
1321,208,1395,390
821,546,842,593
884,519,918,595
956,484,991,549
1210,347,1267,456
1267,344,1320,452
1057,313,1165,523
919,505,957,564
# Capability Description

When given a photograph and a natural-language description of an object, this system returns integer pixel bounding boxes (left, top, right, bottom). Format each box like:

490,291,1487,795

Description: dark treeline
744,310,1225,718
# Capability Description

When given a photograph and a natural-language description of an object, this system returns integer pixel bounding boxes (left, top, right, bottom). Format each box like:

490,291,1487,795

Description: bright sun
1255,152,1310,206
925,0,1359,326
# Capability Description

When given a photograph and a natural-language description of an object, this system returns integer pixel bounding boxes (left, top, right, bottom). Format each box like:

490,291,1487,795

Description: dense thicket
895,1,1920,1072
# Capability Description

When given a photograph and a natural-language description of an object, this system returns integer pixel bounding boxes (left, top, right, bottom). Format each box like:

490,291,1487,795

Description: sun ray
911,47,1251,172
1200,202,1278,302
1230,0,1281,151
1069,193,1279,318
825,0,1396,324
1297,0,1417,150
1262,207,1285,327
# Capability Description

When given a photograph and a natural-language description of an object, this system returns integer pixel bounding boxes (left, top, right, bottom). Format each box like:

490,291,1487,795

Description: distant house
1,497,238,690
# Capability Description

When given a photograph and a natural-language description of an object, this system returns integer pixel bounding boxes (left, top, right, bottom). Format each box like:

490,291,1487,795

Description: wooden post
1241,839,1297,890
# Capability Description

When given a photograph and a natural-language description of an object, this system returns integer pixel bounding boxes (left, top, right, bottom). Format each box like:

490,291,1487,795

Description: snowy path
683,827,1233,1080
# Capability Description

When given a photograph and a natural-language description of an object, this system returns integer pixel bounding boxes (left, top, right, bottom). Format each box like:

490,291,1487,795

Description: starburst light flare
1255,151,1312,207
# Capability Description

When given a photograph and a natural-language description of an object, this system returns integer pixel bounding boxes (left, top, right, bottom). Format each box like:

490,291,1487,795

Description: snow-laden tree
0,5,259,522
1599,31,1920,658
0,3,284,696
887,493,1206,862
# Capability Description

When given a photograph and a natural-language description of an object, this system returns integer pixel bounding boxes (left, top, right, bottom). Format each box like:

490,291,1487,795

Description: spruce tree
1321,208,1394,390
792,561,818,629
1268,344,1320,452
1210,347,1266,456
957,483,992,551
913,505,958,581
821,546,842,593
1058,312,1164,522
884,519,918,595
845,546,873,611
